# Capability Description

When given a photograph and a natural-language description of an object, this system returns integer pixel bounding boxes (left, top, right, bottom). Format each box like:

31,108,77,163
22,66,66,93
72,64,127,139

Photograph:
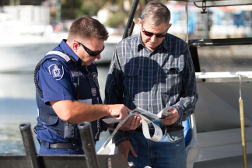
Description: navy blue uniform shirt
36,39,105,144
38,40,79,104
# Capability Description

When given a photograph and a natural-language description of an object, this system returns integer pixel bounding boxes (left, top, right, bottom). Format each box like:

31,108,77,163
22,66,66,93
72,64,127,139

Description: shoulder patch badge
48,64,64,80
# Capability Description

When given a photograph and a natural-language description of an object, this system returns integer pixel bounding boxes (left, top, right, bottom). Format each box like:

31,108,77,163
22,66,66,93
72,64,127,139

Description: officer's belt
41,141,80,150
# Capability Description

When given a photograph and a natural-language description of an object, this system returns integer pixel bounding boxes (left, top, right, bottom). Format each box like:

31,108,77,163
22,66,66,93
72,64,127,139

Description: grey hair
140,1,170,26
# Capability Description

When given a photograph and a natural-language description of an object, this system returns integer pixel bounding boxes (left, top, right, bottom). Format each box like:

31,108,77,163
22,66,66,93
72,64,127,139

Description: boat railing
0,122,129,168
188,37,252,73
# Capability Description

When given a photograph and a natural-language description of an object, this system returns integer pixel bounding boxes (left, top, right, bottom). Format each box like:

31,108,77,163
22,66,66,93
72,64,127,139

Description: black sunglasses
77,41,104,57
142,28,166,38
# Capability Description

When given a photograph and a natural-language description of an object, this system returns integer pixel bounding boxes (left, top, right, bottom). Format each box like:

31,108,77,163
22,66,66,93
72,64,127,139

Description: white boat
194,71,252,167
0,5,121,72
0,33,119,72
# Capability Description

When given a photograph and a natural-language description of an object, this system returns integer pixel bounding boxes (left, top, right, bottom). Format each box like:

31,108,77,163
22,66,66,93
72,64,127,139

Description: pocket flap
163,54,185,74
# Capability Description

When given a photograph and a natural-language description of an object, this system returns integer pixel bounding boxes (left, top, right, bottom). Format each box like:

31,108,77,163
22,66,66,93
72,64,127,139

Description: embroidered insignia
48,64,64,80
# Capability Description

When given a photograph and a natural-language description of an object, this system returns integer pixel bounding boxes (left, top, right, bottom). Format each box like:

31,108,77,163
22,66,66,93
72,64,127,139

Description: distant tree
20,0,46,5
60,0,161,21
105,0,145,29
61,0,82,19
106,11,127,28
77,0,100,17
0,0,9,6
61,0,108,19
0,0,46,5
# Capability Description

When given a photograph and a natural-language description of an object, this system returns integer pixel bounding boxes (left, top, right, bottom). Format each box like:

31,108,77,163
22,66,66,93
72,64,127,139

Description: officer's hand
119,115,141,131
107,104,130,120
117,140,137,160
160,108,179,126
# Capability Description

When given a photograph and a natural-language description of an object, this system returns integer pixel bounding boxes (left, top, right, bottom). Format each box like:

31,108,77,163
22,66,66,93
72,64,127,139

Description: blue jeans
128,130,186,168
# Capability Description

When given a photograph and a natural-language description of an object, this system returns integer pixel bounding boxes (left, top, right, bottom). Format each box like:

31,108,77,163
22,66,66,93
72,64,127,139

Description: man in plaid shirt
105,1,198,168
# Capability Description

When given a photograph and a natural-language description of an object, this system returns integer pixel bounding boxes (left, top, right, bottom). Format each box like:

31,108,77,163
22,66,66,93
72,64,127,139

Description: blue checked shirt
105,33,198,145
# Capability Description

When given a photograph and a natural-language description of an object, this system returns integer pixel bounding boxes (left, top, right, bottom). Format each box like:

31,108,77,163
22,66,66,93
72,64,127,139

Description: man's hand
160,108,179,126
119,115,141,131
107,104,130,120
117,140,137,160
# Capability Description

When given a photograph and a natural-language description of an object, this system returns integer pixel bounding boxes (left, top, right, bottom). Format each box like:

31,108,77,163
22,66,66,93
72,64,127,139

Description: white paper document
102,107,173,124
99,107,175,153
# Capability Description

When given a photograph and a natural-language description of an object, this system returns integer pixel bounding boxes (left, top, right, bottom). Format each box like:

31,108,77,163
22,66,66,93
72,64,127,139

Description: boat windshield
193,0,252,7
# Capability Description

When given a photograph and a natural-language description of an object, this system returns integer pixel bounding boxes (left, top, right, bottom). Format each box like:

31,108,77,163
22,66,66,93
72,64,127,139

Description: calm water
0,64,110,154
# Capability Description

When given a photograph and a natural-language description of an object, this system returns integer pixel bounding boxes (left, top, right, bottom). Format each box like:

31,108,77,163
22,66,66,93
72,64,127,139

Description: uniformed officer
34,16,131,154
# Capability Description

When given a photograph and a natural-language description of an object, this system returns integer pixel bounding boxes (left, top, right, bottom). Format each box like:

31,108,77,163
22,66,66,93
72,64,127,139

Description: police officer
34,16,131,154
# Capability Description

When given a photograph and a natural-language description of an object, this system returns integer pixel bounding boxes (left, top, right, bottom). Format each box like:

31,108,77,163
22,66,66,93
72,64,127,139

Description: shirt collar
137,33,145,51
59,39,80,62
161,36,169,51
137,33,169,52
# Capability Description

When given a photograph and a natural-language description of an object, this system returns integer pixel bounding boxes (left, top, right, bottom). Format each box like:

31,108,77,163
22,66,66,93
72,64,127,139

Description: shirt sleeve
172,45,198,123
37,59,74,104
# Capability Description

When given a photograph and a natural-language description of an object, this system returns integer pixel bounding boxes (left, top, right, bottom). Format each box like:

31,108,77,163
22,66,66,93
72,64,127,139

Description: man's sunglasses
77,41,104,57
142,28,166,38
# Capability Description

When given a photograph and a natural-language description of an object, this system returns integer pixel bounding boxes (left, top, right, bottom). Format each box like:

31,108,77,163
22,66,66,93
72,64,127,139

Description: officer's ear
72,41,80,51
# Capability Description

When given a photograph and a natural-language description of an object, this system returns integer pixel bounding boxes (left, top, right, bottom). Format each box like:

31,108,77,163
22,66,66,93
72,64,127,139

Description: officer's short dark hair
140,1,170,26
68,16,108,41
